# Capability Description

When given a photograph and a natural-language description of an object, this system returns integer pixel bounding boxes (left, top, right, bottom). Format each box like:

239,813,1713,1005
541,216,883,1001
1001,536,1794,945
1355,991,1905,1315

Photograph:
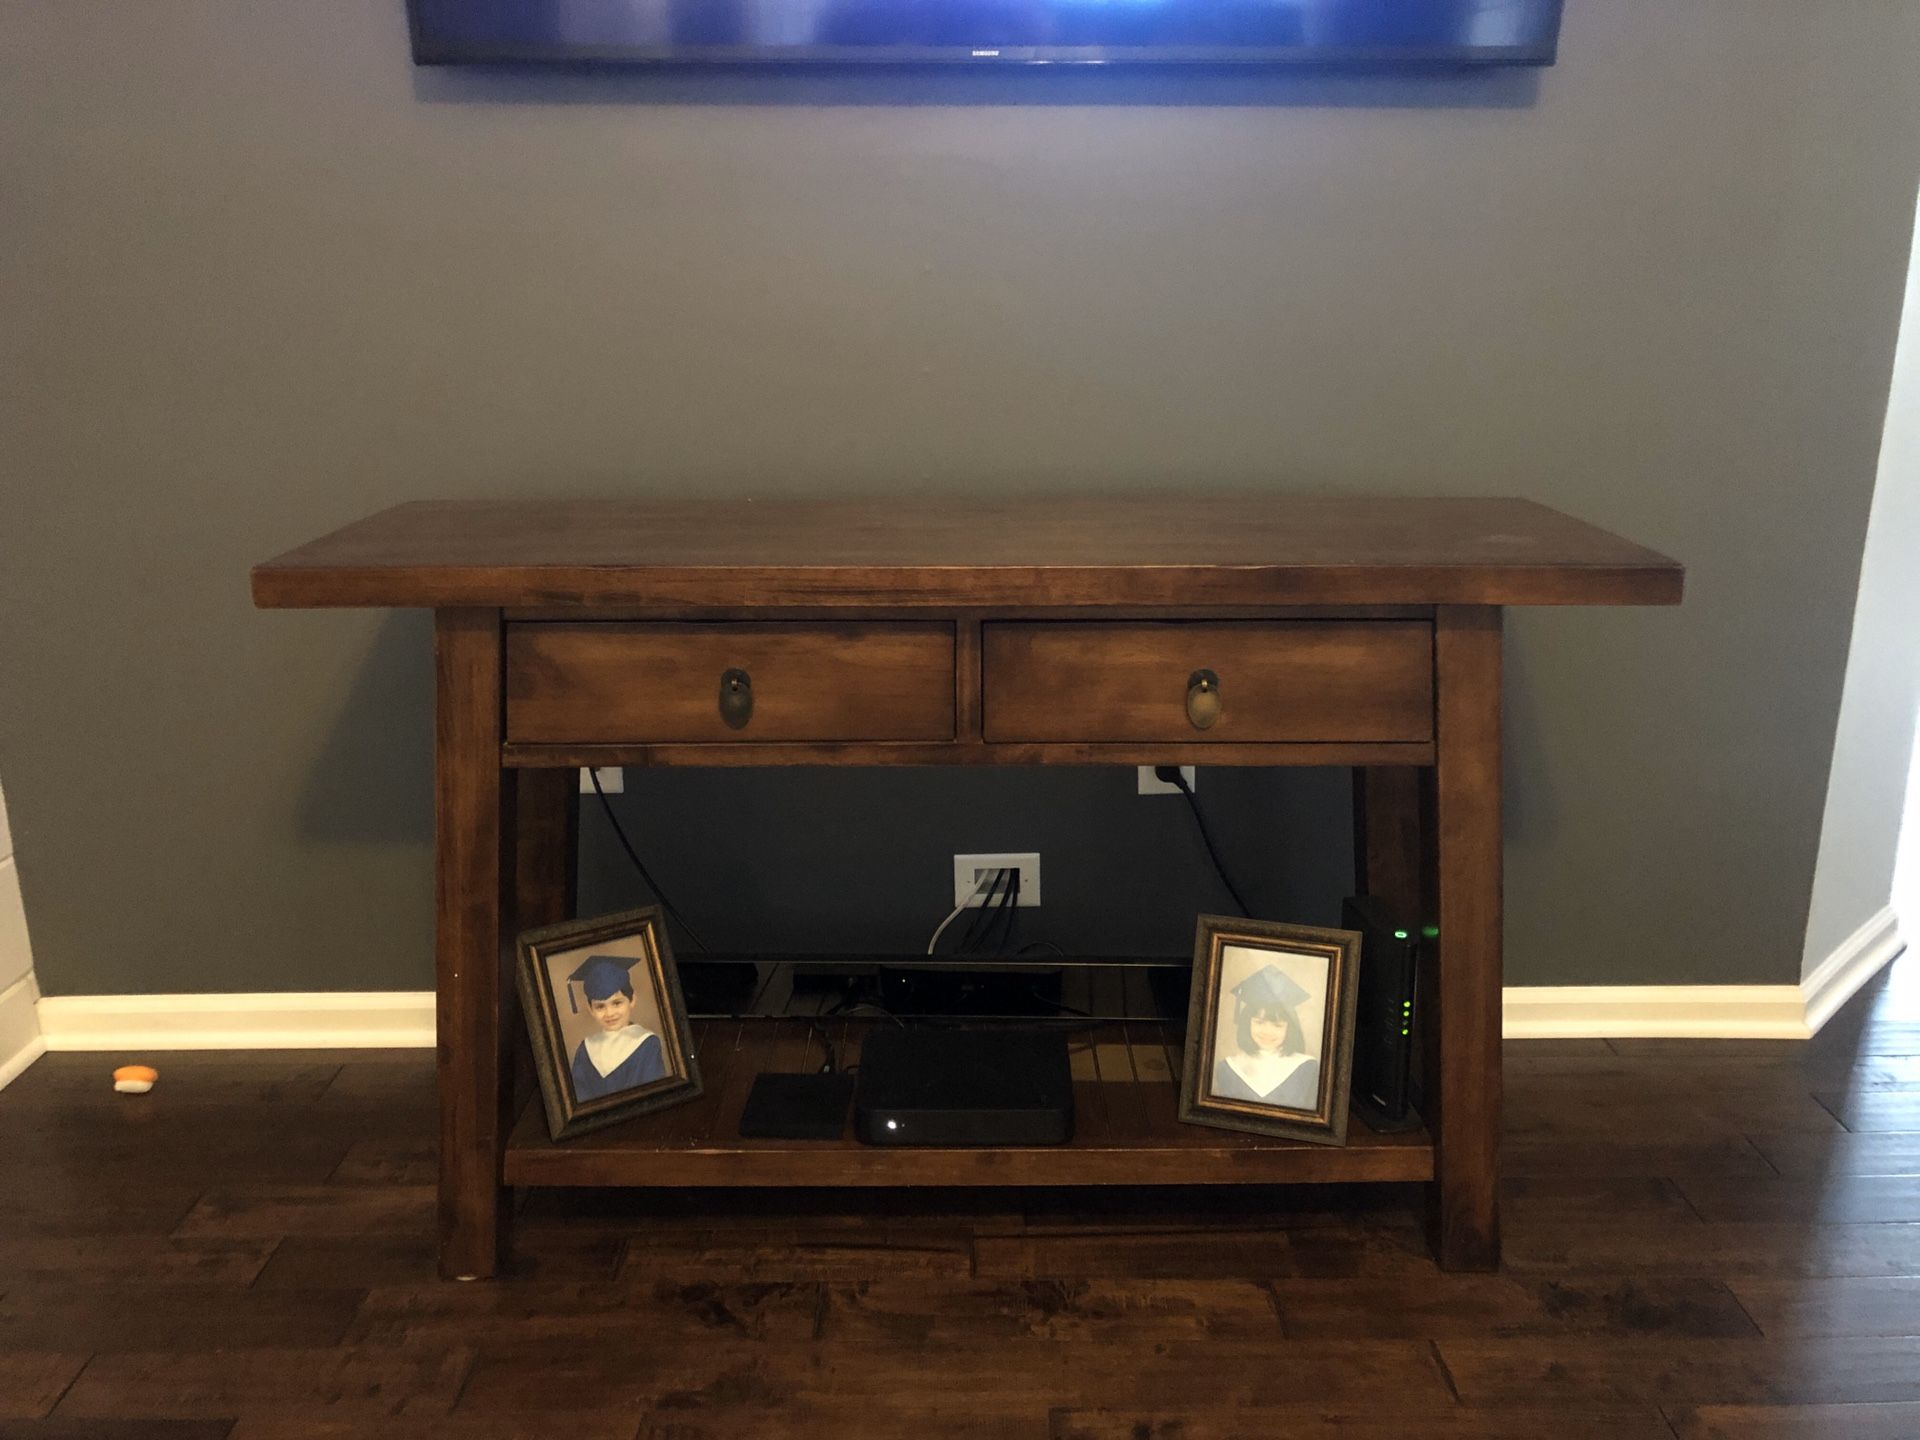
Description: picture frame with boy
516,906,703,1141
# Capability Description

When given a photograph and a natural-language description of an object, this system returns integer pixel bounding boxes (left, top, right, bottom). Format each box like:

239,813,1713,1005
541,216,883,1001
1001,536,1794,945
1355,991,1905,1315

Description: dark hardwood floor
2,955,1918,1438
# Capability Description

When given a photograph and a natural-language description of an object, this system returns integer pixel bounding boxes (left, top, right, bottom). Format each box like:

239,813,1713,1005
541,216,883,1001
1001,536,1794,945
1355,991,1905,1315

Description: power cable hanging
588,769,712,952
1160,767,1252,917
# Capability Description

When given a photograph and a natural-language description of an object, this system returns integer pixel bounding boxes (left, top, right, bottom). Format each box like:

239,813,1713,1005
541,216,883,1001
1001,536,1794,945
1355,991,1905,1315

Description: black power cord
806,1018,838,1074
966,867,1021,956
1158,766,1252,917
995,868,1023,952
955,867,1011,955
587,769,711,953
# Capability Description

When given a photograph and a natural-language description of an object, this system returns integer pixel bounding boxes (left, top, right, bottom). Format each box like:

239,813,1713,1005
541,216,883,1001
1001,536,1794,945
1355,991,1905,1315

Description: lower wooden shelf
503,1018,1433,1189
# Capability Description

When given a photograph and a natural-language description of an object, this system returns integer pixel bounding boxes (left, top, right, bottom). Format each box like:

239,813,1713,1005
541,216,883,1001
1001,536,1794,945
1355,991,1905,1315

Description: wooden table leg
1428,605,1504,1271
434,608,514,1281
515,769,578,933
1352,765,1423,922
507,768,579,1150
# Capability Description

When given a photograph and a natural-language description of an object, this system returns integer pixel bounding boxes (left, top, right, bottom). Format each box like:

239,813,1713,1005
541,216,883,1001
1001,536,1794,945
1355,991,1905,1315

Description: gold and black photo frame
1177,915,1361,1147
516,906,703,1141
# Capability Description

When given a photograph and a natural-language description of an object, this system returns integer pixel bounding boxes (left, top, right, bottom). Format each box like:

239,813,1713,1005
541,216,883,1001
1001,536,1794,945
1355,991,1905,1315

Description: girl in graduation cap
566,955,667,1101
1212,961,1321,1110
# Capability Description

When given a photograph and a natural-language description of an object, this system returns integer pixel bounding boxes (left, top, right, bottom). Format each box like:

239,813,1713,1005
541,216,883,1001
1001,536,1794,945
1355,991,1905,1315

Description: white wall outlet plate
952,852,1041,908
579,766,624,795
1138,766,1196,795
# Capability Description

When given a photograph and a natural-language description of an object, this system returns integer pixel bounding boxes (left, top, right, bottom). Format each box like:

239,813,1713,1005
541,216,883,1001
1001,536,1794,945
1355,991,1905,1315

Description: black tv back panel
1342,894,1423,1133
855,1028,1073,1147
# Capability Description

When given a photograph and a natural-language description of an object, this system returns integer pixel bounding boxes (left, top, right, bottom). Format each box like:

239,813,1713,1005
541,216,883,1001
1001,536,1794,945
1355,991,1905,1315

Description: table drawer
981,621,1432,743
506,623,956,744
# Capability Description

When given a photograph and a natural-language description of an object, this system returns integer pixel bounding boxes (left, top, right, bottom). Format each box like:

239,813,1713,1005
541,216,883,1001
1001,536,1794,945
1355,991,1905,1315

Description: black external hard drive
737,1071,856,1140
855,1027,1074,1146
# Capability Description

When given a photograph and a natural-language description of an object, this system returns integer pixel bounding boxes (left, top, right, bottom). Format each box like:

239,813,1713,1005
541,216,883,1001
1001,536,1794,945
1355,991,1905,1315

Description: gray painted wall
1803,187,1920,979
3,0,1917,994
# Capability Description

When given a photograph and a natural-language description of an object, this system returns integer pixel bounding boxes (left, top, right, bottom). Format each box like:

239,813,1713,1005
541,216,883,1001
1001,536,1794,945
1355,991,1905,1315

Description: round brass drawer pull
1186,669,1222,731
719,668,754,729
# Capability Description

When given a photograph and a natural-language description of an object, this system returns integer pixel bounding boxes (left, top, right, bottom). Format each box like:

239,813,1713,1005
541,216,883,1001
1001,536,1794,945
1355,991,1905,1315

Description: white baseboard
36,991,437,1051
0,973,46,1090
24,946,1908,1049
1801,906,1905,1035
0,1035,47,1090
1503,984,1813,1040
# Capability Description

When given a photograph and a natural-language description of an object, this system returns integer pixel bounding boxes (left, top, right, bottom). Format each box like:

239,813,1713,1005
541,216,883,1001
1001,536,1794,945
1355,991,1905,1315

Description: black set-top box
855,1027,1074,1147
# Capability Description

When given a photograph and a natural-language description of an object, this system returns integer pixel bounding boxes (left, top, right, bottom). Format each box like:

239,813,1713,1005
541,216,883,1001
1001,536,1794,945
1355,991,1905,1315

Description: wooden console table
253,496,1682,1279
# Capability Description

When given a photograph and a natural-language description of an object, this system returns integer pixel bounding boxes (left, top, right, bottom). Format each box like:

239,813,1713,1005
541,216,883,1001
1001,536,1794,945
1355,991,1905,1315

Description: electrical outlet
579,766,624,795
952,852,1041,908
1138,766,1195,795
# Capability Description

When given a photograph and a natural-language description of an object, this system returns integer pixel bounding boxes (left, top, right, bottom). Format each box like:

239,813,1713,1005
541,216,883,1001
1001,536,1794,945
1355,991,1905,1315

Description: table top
251,495,1683,610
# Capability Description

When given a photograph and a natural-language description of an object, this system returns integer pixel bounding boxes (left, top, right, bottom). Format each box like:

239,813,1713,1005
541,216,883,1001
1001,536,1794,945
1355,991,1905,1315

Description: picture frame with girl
1177,915,1361,1147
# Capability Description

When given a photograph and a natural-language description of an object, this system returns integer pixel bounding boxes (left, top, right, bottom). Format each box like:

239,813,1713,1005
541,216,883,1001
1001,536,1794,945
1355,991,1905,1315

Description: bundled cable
926,868,1002,955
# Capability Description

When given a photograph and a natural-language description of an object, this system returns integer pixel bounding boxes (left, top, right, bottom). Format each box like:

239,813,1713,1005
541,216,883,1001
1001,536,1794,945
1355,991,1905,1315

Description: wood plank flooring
1,956,1917,1438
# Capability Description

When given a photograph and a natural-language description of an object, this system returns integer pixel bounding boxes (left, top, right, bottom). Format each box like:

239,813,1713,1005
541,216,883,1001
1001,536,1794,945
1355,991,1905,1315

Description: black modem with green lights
1343,895,1425,1135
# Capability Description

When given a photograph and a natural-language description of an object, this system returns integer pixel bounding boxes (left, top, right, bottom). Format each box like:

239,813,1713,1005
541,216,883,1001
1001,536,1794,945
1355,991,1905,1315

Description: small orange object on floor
111,1064,157,1094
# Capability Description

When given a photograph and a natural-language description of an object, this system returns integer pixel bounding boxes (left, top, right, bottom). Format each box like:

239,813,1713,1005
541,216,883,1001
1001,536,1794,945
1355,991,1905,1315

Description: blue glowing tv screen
407,0,1564,67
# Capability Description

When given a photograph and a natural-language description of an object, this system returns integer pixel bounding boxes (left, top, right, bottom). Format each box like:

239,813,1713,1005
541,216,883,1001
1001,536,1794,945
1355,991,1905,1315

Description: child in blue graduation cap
1212,961,1321,1110
566,955,667,1101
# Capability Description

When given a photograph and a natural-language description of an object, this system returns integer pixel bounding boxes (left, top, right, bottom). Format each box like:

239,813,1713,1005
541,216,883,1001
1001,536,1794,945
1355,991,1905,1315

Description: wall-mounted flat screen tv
408,0,1564,68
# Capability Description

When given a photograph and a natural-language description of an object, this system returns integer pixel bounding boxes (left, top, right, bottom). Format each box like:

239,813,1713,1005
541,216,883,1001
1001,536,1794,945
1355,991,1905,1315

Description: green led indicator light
1421,925,1440,940
1393,929,1409,940
1400,1027,1410,1035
